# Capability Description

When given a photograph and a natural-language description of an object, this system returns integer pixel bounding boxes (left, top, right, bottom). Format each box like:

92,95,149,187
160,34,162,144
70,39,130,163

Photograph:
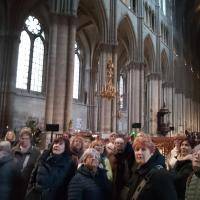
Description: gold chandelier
100,59,116,100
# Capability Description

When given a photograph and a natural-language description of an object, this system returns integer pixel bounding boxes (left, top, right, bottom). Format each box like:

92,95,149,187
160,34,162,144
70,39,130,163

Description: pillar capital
147,72,161,80
98,42,118,52
126,61,146,71
162,81,174,88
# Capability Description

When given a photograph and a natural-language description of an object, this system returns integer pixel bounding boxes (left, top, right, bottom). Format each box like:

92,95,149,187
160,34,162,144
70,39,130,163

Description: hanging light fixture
100,58,116,100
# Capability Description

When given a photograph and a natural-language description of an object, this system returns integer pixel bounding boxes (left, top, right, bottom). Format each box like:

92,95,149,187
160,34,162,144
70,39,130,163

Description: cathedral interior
1,0,200,137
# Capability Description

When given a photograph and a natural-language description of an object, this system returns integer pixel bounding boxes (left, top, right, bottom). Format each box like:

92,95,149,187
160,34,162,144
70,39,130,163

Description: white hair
114,137,124,143
0,141,11,153
193,144,200,153
80,148,100,163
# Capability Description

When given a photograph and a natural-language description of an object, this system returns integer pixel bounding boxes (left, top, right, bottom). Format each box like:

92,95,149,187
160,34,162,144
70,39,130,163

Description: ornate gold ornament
100,59,116,99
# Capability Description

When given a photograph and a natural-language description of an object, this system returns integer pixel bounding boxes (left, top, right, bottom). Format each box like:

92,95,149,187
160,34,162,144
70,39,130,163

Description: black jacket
0,154,21,200
26,150,76,200
126,150,177,200
171,159,193,200
13,145,41,199
68,165,111,200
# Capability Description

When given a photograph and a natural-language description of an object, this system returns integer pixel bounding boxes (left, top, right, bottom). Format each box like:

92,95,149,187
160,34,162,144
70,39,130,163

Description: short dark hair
52,137,70,154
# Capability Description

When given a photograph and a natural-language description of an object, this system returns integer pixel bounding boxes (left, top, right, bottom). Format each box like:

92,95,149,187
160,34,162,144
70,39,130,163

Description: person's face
134,146,153,166
20,134,31,148
94,144,104,154
84,154,100,171
83,139,91,150
73,139,82,150
180,140,192,156
114,139,125,153
110,134,116,143
6,132,15,141
52,141,65,155
192,150,200,172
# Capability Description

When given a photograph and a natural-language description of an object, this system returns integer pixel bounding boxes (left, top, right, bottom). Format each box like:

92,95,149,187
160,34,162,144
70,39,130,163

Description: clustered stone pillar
0,32,20,128
127,61,143,132
147,73,161,134
45,14,77,132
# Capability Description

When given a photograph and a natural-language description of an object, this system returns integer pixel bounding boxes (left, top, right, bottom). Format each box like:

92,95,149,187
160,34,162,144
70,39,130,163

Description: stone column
127,61,143,132
0,32,20,127
45,14,77,132
45,15,58,124
163,82,174,127
111,48,117,132
147,73,161,134
64,17,76,130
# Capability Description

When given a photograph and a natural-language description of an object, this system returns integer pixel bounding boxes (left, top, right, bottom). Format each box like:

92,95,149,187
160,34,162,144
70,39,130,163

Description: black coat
26,150,76,200
68,165,111,200
126,150,177,200
13,145,41,199
171,159,193,200
0,154,21,200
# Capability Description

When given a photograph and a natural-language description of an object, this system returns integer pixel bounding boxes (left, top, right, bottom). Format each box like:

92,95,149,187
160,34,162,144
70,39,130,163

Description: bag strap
131,165,163,200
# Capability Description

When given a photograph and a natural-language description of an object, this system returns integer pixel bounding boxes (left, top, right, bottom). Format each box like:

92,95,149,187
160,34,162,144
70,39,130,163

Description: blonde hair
19,127,32,138
5,130,16,141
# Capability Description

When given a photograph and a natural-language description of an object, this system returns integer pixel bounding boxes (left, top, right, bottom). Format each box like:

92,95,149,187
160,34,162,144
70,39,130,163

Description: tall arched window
119,75,124,109
73,43,80,99
16,16,45,93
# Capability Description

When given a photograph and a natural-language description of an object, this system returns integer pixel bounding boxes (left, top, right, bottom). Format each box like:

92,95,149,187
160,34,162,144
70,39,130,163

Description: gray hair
193,144,200,153
80,148,100,163
0,141,11,153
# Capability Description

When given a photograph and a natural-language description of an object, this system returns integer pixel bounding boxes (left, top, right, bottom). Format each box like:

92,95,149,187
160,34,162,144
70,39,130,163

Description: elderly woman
26,137,76,200
171,138,193,200
4,130,17,148
124,135,177,200
68,148,111,200
90,139,113,180
185,145,200,200
70,136,84,167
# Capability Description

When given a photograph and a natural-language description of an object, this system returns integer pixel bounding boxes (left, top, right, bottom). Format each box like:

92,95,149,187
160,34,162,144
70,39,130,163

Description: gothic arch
117,15,137,61
144,34,155,73
77,0,108,43
117,15,137,74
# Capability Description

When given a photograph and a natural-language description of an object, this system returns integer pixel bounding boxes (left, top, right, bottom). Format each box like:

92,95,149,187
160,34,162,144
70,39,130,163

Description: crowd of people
0,128,200,200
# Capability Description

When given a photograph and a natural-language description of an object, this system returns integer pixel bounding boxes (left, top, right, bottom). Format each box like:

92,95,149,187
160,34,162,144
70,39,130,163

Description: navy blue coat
68,165,111,200
0,154,21,200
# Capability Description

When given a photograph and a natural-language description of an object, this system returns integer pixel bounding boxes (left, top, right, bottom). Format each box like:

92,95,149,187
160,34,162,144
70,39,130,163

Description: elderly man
13,127,40,199
0,141,21,200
